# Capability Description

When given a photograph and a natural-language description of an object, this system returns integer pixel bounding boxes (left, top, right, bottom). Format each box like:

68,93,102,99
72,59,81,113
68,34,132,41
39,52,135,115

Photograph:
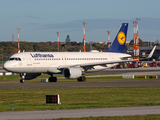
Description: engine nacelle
20,73,41,80
63,68,82,79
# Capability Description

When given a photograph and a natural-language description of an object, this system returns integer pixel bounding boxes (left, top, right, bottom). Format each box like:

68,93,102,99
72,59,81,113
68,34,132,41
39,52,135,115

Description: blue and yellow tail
106,23,128,53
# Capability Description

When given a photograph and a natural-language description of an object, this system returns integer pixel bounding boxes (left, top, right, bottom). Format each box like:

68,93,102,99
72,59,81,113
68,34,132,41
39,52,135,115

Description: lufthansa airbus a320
3,23,156,83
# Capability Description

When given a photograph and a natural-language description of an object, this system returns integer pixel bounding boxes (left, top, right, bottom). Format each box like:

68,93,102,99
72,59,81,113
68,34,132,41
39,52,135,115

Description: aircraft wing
58,46,156,70
58,59,134,70
74,59,134,68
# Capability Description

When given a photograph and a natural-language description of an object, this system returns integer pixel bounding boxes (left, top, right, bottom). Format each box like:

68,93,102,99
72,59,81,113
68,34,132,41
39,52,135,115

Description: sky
0,0,160,43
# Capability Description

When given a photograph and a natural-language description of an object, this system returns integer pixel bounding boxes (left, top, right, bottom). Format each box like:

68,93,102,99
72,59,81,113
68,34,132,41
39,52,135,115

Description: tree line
0,41,108,61
0,38,158,61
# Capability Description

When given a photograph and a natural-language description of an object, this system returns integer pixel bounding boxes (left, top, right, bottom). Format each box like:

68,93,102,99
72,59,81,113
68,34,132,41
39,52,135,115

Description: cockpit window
9,57,21,61
9,58,14,60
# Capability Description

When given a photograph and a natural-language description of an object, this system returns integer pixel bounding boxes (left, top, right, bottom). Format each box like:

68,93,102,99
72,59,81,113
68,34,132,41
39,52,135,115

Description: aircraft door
61,57,67,65
26,54,32,66
110,54,114,60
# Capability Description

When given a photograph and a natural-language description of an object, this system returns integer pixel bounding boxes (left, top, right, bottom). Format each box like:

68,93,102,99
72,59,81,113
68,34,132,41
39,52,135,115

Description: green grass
0,88,160,112
0,73,157,83
0,74,124,83
39,115,160,120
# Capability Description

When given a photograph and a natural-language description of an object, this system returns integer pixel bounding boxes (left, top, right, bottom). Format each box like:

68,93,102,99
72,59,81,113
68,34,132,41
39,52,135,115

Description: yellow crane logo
117,32,126,45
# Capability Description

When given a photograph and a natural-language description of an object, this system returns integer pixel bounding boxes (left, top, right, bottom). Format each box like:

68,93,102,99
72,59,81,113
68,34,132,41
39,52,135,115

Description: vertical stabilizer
90,43,93,50
106,23,128,53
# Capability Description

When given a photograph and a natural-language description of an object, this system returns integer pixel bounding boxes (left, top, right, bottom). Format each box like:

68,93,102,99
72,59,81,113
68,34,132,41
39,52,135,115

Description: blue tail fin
106,23,128,53
90,43,93,50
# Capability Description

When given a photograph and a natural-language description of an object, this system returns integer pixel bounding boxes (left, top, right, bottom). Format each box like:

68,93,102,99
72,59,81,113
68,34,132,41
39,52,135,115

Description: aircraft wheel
77,76,86,82
53,77,57,82
49,77,57,82
49,77,52,82
20,79,25,83
77,77,81,82
81,76,86,82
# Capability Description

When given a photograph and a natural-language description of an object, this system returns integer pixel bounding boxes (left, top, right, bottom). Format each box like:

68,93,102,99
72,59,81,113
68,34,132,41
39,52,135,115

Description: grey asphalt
1,106,160,120
1,67,160,89
1,79,160,89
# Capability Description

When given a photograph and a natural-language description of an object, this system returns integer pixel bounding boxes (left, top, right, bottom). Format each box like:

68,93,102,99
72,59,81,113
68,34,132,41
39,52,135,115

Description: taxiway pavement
1,79,160,89
1,106,160,120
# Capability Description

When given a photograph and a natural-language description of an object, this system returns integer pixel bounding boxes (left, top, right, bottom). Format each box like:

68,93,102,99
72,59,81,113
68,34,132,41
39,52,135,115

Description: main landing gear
77,76,86,82
49,74,57,82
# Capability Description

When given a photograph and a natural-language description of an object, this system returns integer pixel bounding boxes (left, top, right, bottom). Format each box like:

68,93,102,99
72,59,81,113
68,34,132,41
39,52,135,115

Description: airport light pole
136,18,140,62
83,22,87,52
12,34,15,42
57,32,60,52
17,28,21,53
107,31,110,48
133,21,136,59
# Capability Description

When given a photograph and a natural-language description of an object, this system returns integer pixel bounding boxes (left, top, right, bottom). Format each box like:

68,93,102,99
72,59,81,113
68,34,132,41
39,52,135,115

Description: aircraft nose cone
3,62,11,72
3,62,7,71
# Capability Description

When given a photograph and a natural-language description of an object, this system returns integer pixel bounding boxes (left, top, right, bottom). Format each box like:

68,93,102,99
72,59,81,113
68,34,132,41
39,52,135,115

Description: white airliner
3,23,156,83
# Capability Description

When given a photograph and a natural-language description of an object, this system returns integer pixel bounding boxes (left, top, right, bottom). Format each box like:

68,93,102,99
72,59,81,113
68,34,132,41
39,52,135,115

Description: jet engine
20,73,41,80
63,68,82,79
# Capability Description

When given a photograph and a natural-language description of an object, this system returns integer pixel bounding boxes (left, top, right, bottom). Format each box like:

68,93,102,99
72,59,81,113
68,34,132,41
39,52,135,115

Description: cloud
20,17,160,42
22,23,40,26
39,17,160,32
26,16,40,19
12,15,40,20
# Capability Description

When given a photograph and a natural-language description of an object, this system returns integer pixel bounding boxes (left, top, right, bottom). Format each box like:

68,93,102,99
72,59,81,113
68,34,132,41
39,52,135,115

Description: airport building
127,46,160,61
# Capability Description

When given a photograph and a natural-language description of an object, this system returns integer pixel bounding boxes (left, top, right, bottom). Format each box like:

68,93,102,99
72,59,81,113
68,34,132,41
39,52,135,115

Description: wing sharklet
146,46,156,59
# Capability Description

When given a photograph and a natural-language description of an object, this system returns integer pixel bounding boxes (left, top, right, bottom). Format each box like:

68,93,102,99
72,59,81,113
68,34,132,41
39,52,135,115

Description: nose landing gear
20,73,26,83
20,79,25,83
